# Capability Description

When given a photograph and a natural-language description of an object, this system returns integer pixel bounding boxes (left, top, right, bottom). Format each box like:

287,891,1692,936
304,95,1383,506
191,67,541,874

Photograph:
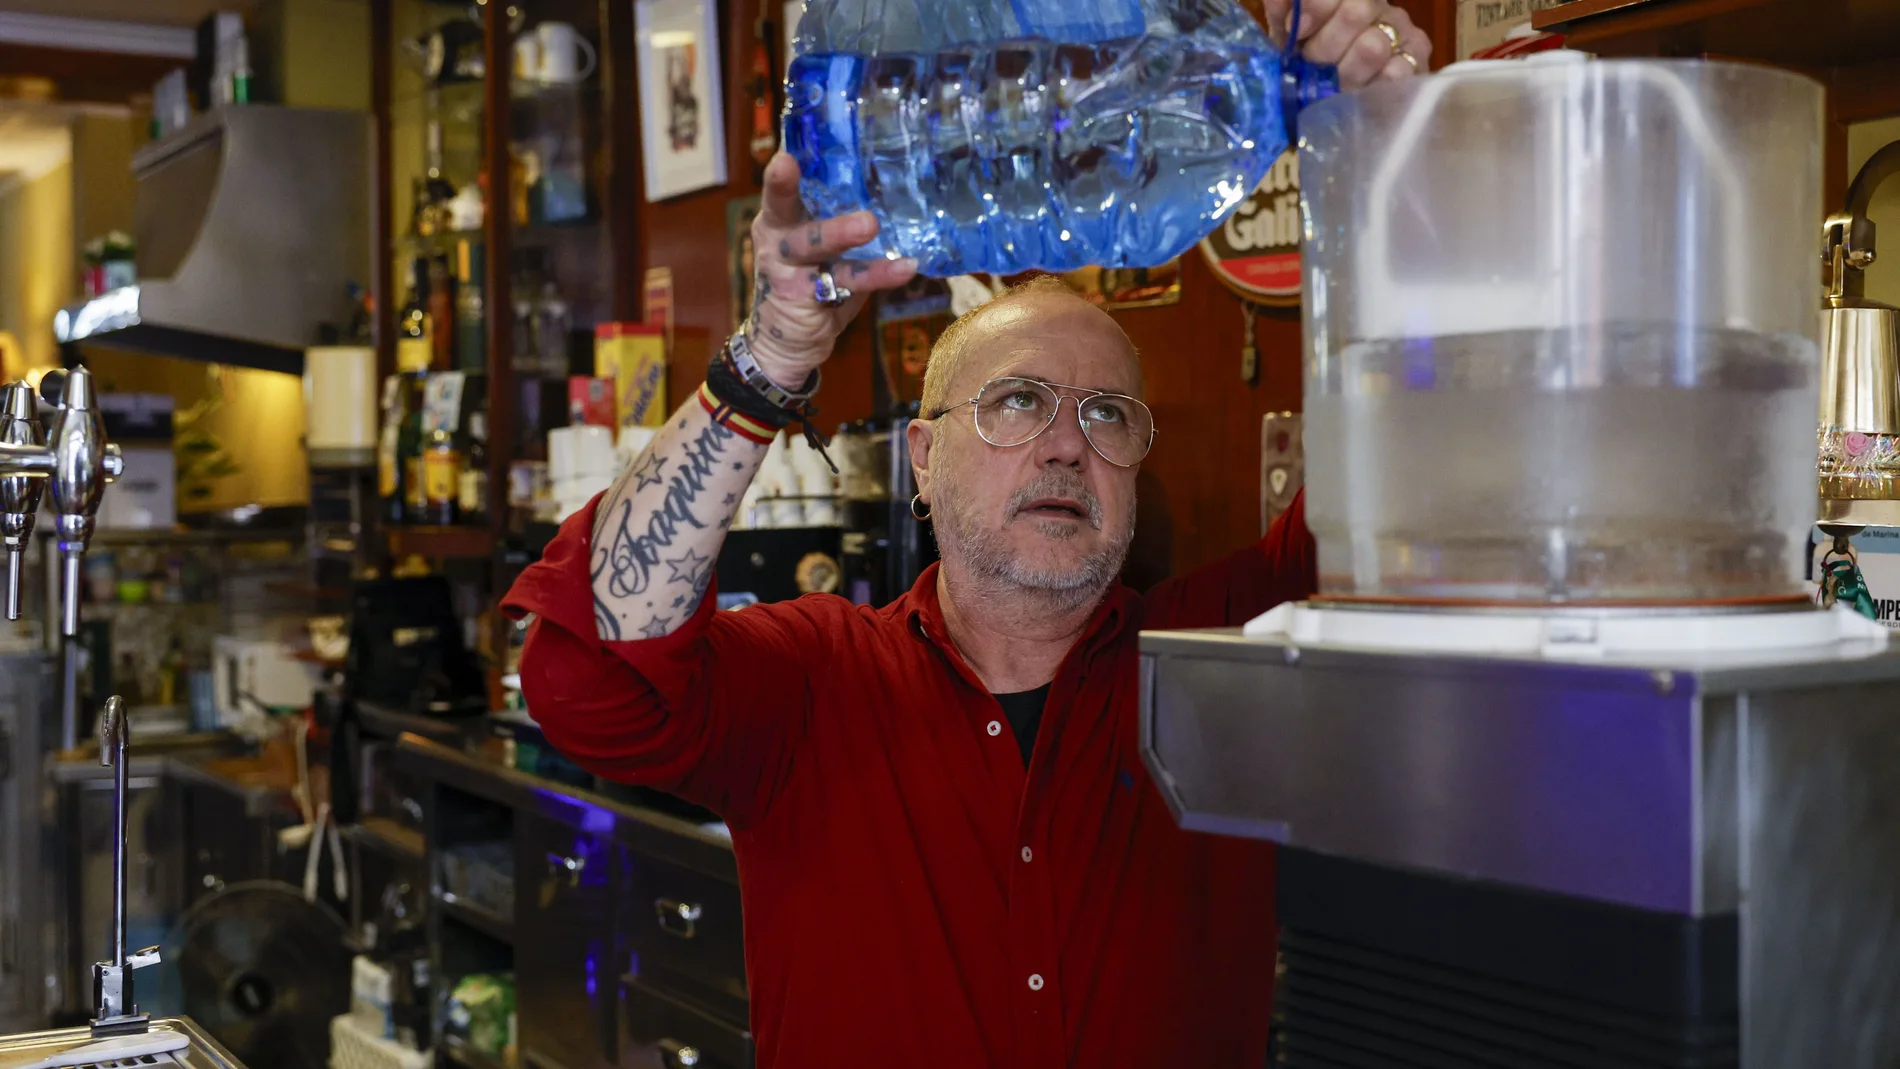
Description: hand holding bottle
1263,0,1432,87
742,152,918,391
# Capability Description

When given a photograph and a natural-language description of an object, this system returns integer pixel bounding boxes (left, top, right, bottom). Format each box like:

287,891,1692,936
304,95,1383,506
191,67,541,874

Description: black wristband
706,349,796,431
704,336,840,474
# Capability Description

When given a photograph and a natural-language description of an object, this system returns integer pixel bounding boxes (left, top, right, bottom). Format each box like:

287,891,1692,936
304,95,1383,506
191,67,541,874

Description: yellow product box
594,322,669,429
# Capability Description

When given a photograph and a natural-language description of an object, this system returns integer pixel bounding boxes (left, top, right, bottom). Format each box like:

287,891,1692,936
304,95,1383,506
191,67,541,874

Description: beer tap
0,366,123,636
0,382,42,620
91,695,163,1035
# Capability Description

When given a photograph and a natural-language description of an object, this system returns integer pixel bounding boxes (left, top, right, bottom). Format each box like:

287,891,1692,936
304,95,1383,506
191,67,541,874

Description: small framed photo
636,0,727,201
728,196,763,332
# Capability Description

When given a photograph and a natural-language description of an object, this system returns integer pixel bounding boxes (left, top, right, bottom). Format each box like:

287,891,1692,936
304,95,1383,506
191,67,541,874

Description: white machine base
1243,600,1890,659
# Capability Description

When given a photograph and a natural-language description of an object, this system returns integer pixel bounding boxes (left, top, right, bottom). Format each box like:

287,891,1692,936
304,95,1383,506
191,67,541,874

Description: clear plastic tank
1300,56,1825,605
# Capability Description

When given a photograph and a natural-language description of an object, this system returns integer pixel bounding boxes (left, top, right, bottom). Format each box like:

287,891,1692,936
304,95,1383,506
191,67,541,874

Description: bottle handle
1278,0,1339,146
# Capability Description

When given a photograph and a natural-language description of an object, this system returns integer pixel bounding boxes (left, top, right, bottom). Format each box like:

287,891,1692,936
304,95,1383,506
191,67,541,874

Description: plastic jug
783,0,1336,276
1299,55,1825,605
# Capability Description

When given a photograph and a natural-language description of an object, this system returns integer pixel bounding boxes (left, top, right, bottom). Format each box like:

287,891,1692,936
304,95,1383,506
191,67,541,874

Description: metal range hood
54,105,369,376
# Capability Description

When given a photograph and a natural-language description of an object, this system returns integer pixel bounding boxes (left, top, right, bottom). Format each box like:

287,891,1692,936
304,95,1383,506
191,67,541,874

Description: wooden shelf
438,892,515,944
345,816,425,861
388,526,496,559
1534,0,1900,68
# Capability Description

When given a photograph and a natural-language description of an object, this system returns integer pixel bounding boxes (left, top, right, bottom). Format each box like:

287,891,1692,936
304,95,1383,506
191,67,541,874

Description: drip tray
1243,599,1887,659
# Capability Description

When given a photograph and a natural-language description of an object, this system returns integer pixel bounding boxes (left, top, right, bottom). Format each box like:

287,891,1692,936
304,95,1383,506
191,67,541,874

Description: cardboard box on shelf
593,322,669,430
568,377,616,429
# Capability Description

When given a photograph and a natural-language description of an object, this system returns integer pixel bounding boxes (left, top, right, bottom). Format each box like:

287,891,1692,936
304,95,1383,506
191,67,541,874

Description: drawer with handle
621,851,746,1021
619,977,753,1069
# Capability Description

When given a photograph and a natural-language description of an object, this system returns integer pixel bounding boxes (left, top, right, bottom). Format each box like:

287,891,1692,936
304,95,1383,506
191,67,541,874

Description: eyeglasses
928,376,1156,467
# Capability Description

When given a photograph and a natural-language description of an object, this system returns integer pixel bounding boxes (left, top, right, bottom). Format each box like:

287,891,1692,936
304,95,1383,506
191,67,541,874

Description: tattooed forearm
588,397,769,641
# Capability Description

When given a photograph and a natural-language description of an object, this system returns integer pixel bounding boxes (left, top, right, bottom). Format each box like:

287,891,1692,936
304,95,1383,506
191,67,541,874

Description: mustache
1006,470,1104,531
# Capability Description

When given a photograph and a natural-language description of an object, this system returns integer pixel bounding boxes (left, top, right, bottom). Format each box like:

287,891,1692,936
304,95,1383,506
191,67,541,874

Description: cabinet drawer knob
658,1039,700,1068
545,853,586,887
654,897,703,939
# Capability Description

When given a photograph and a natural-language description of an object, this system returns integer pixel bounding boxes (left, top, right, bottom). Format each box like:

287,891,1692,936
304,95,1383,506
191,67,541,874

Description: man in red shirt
508,5,1431,1064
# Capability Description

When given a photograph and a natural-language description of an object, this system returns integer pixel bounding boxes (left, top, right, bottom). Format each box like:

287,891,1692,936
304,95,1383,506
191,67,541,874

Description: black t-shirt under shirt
992,684,1053,767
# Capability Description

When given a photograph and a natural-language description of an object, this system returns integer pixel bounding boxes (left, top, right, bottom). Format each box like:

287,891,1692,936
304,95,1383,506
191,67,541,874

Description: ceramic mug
513,35,541,82
533,21,596,84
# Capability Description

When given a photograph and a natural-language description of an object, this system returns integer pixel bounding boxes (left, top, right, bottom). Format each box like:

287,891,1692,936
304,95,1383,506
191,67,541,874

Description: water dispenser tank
1298,55,1825,605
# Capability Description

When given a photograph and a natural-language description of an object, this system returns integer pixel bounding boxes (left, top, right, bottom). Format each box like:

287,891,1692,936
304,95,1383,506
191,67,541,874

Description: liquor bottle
422,425,461,525
397,258,432,374
455,240,486,373
428,254,455,371
533,278,571,379
459,409,490,525
400,374,427,523
377,374,408,523
511,266,539,375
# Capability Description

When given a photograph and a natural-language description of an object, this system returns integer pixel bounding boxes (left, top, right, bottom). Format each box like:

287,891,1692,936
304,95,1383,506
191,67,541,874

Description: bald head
920,277,1142,417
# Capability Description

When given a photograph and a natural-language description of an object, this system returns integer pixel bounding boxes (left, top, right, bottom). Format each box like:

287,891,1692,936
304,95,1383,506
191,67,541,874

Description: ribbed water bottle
783,0,1337,276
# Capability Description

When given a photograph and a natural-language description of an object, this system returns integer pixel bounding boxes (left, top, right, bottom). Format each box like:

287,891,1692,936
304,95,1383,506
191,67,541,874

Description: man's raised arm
588,154,916,640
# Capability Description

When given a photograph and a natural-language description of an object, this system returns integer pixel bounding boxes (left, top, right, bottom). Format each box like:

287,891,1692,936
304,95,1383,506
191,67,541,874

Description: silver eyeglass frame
926,376,1157,468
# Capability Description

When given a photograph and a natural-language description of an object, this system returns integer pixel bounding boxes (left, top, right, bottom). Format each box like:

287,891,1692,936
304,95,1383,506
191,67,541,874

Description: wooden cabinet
516,812,619,1069
619,851,748,1025
619,978,755,1069
402,738,752,1069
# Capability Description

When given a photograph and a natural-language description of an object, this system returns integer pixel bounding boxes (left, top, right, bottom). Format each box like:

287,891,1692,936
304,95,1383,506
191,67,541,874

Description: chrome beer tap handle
0,383,44,620
91,695,158,1035
41,367,113,638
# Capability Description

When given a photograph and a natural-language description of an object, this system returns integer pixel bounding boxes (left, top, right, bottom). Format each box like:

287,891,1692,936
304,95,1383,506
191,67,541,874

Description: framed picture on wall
728,197,763,332
636,0,727,200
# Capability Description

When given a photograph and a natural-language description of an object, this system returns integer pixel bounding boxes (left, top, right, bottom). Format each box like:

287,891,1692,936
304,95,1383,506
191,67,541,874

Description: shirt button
1021,847,1033,863
987,720,1002,737
1027,974,1044,991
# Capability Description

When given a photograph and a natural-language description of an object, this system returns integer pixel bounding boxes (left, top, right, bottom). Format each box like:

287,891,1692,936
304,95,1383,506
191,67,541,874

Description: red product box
568,376,616,428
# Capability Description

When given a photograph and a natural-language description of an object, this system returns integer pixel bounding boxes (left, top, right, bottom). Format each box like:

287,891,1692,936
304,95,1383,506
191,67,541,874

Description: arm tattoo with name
590,420,738,637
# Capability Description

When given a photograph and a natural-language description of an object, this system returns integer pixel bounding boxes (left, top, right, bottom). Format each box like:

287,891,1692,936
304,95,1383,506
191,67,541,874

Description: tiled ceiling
0,0,256,28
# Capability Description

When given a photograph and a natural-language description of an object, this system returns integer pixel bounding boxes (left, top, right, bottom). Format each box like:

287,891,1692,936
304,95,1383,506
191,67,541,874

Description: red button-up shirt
504,491,1317,1069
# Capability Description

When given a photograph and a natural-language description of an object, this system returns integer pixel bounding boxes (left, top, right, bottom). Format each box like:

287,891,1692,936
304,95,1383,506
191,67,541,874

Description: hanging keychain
1240,300,1261,385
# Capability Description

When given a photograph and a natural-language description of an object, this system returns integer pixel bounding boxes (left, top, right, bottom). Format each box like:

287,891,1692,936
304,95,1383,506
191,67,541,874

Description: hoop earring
910,494,931,521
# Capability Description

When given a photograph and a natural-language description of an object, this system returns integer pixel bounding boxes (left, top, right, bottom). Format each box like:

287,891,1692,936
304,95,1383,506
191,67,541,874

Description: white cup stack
549,424,619,521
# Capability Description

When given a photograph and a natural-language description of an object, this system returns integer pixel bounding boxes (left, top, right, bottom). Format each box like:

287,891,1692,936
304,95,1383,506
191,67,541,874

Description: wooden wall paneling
370,0,396,381
1116,253,1305,578
602,0,645,322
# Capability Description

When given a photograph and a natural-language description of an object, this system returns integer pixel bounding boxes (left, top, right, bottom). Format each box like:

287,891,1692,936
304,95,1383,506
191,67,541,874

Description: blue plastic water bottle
783,0,1337,276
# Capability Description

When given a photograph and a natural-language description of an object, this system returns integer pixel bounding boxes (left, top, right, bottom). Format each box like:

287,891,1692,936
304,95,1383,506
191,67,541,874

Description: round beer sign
1199,148,1302,306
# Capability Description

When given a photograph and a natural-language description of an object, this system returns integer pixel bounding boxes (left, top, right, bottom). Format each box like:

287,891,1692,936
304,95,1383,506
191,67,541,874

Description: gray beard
932,469,1137,614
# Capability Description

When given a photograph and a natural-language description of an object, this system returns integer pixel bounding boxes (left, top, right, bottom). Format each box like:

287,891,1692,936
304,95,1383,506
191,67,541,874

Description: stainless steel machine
1142,55,1900,1068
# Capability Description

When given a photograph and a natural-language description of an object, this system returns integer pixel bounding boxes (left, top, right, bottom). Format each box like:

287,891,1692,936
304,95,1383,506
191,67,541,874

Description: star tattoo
638,616,675,639
722,493,737,506
632,452,667,491
664,548,711,584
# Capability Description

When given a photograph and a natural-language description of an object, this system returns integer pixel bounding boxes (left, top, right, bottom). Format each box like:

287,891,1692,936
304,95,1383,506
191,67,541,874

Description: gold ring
1397,50,1419,72
1373,19,1403,54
